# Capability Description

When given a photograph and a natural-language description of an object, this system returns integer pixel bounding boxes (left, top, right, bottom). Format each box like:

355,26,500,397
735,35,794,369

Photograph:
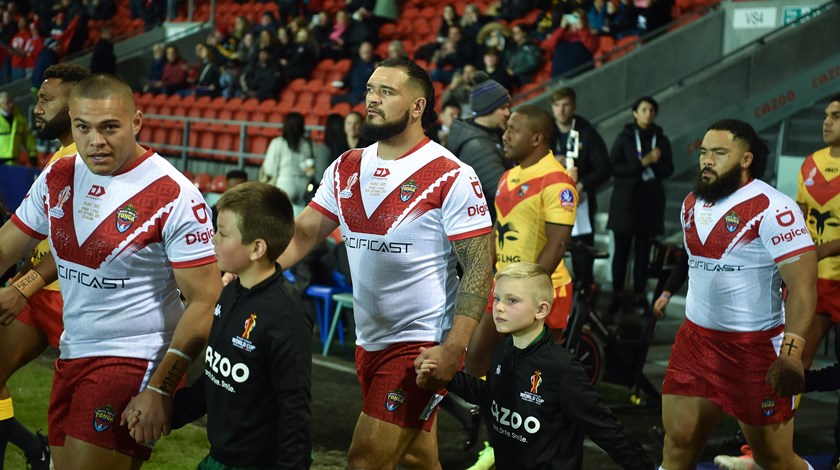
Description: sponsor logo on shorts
724,211,740,232
49,185,71,219
560,189,575,208
400,179,418,202
520,370,545,405
116,204,138,233
93,404,116,432
385,389,406,412
760,397,776,416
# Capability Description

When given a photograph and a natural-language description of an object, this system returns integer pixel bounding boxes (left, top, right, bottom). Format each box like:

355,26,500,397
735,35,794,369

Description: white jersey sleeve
757,201,813,264
160,181,218,267
441,164,492,240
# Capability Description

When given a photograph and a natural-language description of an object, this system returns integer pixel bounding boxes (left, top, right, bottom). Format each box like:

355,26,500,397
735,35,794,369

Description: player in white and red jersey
279,58,493,469
0,63,89,470
0,74,221,470
661,119,816,470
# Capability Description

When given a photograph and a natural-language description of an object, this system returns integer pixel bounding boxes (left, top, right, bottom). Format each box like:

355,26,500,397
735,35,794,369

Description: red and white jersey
12,149,216,362
681,179,813,332
311,138,492,350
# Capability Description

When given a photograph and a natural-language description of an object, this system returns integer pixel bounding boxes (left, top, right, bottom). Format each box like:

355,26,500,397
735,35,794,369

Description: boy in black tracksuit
418,262,652,470
129,182,312,469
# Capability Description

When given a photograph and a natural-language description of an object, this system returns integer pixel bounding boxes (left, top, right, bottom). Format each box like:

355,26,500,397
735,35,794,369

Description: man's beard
36,113,70,141
361,109,410,143
693,164,742,203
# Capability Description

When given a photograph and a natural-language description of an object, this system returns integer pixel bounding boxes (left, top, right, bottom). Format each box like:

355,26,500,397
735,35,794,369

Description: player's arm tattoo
452,233,494,322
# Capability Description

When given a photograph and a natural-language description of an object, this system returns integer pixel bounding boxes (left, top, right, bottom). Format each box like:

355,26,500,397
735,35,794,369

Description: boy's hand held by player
414,345,458,390
766,354,805,396
122,388,174,443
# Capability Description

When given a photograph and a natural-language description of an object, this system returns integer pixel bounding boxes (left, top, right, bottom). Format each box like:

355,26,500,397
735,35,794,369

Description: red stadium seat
193,172,212,192
209,174,227,193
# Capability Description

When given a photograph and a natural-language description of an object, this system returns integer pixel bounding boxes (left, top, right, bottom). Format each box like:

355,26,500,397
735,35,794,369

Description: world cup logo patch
724,211,740,233
116,204,138,233
386,389,406,411
400,180,418,202
93,404,116,432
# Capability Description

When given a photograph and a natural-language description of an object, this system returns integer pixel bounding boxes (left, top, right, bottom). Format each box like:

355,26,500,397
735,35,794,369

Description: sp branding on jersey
58,265,129,288
490,400,541,435
687,259,744,272
205,345,250,383
374,168,390,178
87,185,106,197
191,201,210,224
467,204,489,217
771,227,809,246
186,227,215,245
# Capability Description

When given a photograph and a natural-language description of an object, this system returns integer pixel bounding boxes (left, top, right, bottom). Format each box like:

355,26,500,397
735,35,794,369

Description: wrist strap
780,333,806,360
12,270,46,300
146,386,171,397
659,292,671,300
167,348,192,362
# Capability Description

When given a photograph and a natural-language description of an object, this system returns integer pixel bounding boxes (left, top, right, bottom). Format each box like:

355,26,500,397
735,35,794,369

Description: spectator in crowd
275,24,292,59
503,24,542,87
637,0,673,36
343,0,378,47
320,10,351,60
214,17,249,64
549,87,611,293
145,42,165,85
588,0,616,34
143,44,188,94
220,58,244,99
241,48,281,100
31,37,62,93
0,11,17,82
89,26,116,74
259,112,317,206
461,3,489,44
330,41,378,106
82,0,116,20
611,0,642,39
442,64,477,112
255,29,279,63
309,11,331,45
237,32,256,64
496,0,537,21
183,42,220,97
251,11,278,37
0,92,36,165
429,99,461,147
323,112,348,162
431,25,475,85
481,48,514,92
446,71,510,222
386,40,407,60
547,9,597,78
475,21,510,57
9,18,29,80
437,3,459,42
24,21,45,76
281,28,319,82
607,96,673,314
48,11,67,39
277,0,304,25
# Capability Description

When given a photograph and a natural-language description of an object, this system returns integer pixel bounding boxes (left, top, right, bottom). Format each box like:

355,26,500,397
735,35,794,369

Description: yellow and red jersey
798,147,840,280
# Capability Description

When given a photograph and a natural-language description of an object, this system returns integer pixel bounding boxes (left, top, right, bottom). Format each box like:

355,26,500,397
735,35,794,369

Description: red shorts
355,342,446,432
49,356,154,460
817,278,840,323
663,320,793,426
16,289,63,348
486,282,573,329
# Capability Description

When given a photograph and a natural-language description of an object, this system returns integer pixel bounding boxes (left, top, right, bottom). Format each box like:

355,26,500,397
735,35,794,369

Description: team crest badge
386,389,406,412
518,184,530,197
93,404,116,432
116,204,138,233
760,397,776,416
400,180,418,202
724,211,740,232
49,185,72,219
560,189,575,207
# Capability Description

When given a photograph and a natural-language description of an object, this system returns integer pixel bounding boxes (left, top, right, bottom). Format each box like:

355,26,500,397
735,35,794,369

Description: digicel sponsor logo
186,228,214,245
467,204,489,217
771,227,808,245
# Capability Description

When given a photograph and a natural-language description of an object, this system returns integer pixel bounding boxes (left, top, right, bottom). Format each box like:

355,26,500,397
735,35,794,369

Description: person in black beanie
446,71,512,223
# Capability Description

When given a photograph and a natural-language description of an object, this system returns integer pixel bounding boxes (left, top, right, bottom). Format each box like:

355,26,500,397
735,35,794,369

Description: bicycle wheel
572,331,604,384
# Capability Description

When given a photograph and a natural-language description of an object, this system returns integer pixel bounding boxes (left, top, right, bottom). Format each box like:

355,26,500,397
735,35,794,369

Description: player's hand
765,354,805,396
123,409,141,430
120,388,173,444
652,293,670,318
221,272,238,286
413,345,459,390
0,285,28,326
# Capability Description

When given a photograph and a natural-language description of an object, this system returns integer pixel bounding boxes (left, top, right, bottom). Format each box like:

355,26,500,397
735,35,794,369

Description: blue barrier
0,165,39,212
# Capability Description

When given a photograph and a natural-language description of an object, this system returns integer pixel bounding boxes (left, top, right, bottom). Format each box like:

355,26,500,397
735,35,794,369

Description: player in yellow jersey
0,63,89,469
795,92,840,468
467,105,578,377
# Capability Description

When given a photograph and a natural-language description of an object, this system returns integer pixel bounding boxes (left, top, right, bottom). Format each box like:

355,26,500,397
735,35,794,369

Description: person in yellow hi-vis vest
0,91,36,165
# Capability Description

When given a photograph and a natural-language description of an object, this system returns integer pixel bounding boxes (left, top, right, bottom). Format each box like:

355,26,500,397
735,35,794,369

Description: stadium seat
288,78,307,92
258,98,278,113
209,174,227,193
323,292,353,356
305,271,352,348
248,135,270,155
193,172,212,192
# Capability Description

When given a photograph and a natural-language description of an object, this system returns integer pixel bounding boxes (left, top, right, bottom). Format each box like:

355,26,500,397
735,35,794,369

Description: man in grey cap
446,71,511,222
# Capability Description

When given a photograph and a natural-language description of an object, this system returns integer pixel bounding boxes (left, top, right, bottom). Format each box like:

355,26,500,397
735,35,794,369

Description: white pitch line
313,357,357,375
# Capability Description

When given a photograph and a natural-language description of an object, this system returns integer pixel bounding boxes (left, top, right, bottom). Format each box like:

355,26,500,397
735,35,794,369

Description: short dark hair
551,87,576,104
226,169,248,181
376,57,438,130
707,119,770,179
44,63,90,85
632,96,658,114
441,99,460,112
831,92,840,105
513,105,554,142
216,182,295,261
69,74,135,109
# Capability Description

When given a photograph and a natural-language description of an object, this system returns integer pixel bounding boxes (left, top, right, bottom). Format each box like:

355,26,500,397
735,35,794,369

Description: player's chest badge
724,211,740,232
400,179,418,202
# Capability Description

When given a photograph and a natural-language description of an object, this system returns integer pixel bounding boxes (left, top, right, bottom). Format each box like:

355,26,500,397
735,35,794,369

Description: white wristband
167,348,192,362
146,386,170,397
